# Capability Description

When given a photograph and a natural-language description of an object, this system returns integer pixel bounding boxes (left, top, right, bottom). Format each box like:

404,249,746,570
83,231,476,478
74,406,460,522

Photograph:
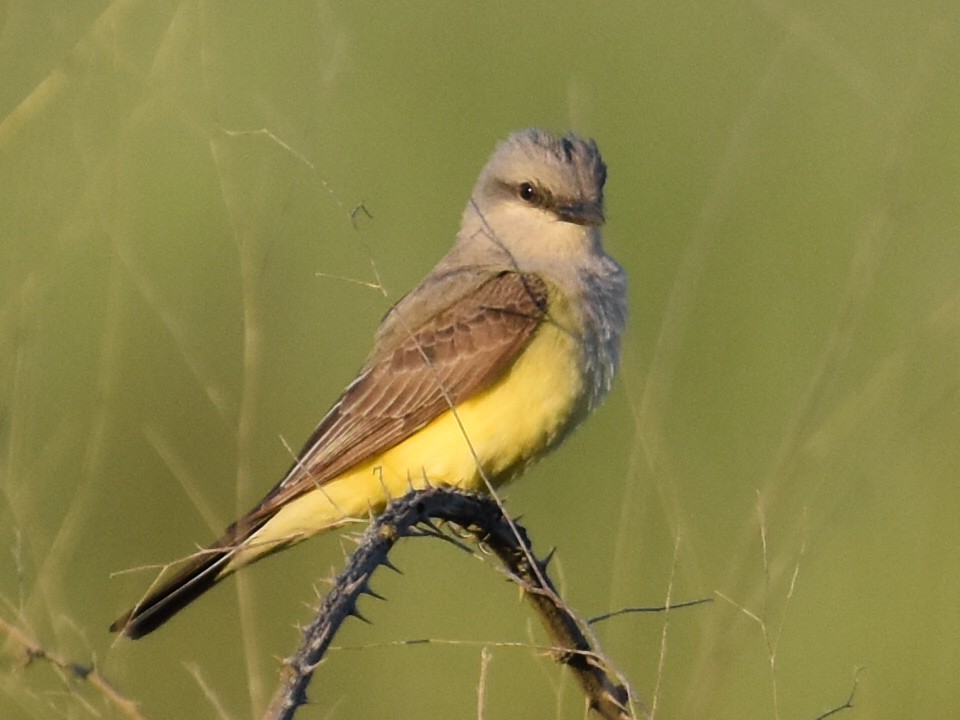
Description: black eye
518,182,538,203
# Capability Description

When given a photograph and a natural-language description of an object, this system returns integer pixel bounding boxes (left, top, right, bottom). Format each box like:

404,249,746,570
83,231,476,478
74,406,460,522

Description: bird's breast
439,302,589,484
245,291,600,549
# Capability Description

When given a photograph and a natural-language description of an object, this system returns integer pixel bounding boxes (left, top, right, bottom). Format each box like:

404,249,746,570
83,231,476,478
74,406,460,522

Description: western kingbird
111,128,627,639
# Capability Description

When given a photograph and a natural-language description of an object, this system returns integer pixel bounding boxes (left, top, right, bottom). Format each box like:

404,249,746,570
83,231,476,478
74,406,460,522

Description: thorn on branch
348,607,371,624
360,583,386,601
380,557,402,574
539,547,558,571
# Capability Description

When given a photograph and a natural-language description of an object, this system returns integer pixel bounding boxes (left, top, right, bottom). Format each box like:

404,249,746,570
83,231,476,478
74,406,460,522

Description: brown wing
238,269,548,530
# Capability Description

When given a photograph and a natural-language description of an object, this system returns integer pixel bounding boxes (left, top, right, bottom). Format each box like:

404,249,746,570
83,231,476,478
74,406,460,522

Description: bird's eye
518,182,538,203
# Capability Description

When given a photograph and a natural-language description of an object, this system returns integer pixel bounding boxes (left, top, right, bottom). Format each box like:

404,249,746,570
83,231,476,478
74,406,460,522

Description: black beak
556,200,605,227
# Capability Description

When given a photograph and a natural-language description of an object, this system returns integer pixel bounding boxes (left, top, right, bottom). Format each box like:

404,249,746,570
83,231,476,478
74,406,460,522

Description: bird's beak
556,200,605,227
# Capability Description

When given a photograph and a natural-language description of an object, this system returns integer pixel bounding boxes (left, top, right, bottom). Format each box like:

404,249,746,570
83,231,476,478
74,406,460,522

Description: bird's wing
235,269,549,532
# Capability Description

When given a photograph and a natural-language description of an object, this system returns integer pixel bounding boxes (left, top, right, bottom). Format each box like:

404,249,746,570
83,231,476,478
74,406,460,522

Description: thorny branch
262,487,636,720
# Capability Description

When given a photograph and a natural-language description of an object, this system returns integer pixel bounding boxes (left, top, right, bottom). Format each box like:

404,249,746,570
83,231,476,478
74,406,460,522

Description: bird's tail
109,545,234,639
112,472,366,638
110,515,278,639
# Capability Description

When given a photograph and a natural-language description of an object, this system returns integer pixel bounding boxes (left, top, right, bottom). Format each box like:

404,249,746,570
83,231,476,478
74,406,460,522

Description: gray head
456,128,610,267
471,128,606,226
451,128,625,408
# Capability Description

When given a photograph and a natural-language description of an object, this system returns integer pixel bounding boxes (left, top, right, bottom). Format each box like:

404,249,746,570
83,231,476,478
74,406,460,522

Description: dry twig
0,616,144,719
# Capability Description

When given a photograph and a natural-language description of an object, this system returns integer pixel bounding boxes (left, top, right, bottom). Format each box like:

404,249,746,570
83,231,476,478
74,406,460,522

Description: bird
111,128,627,639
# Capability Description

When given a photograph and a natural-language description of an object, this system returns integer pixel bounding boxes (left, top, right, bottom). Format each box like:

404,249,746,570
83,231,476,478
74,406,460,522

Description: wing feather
234,269,548,532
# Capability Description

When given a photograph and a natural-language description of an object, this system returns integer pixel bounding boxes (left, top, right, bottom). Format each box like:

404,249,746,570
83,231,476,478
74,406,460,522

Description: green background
2,1,959,718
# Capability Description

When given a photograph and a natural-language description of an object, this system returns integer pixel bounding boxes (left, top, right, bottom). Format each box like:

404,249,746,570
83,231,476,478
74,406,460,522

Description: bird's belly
381,315,587,489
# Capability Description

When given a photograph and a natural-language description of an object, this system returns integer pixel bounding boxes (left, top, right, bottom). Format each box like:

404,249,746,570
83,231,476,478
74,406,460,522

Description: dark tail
110,546,236,639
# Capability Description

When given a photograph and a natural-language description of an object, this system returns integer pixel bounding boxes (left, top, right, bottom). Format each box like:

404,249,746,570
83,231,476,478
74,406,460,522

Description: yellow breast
231,292,588,568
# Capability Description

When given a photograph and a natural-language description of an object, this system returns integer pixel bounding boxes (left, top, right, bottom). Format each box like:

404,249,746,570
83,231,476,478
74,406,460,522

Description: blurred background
2,1,959,718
